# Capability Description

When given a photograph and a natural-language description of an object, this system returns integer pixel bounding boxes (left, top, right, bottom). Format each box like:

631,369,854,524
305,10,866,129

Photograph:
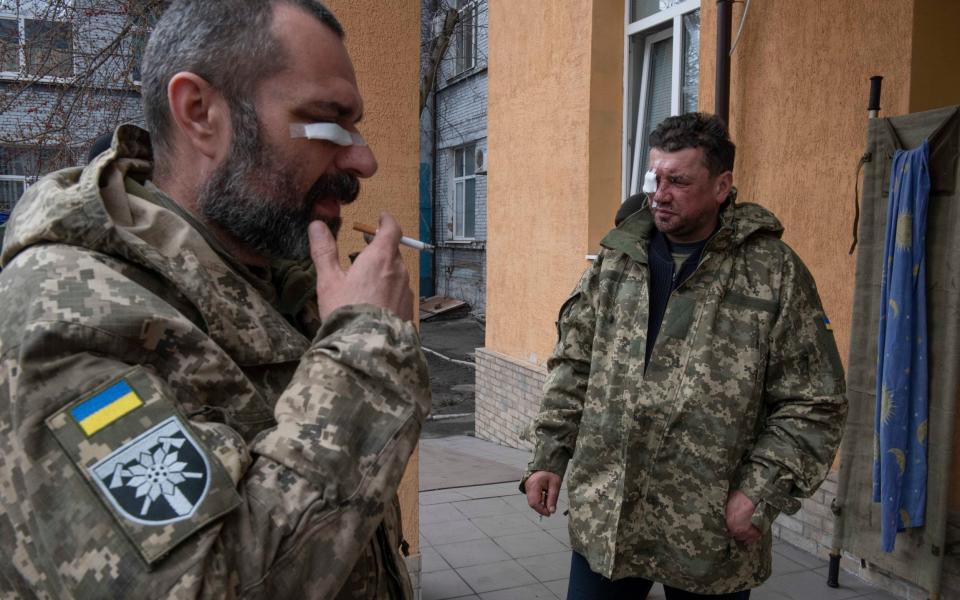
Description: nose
335,142,378,179
652,182,669,203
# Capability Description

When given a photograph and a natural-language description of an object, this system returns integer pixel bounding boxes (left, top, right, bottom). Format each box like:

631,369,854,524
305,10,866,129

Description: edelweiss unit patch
47,367,242,565
90,416,210,525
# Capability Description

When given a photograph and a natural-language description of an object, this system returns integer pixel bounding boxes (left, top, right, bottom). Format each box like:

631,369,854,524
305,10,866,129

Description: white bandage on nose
642,170,658,194
290,123,367,147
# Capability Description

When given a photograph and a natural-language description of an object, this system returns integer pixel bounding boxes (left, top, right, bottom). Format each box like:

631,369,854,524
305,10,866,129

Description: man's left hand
725,490,761,544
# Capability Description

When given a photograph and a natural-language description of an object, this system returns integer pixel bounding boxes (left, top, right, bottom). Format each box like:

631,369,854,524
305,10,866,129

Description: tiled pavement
418,436,903,600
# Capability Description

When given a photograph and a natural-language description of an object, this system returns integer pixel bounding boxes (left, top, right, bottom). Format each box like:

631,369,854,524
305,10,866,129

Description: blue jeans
567,552,751,600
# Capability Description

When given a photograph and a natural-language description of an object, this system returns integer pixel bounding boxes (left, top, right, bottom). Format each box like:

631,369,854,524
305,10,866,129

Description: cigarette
353,222,435,252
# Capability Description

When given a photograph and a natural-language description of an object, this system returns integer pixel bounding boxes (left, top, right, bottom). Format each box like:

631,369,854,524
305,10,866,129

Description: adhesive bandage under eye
290,123,367,147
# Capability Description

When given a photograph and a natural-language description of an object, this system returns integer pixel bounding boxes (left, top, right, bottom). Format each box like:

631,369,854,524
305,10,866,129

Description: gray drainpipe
715,0,733,124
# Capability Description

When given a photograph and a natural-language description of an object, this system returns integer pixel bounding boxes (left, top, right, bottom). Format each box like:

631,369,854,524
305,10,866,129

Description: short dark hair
141,0,344,174
649,112,735,176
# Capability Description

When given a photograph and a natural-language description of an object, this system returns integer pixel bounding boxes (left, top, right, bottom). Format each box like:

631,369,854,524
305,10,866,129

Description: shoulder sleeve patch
46,366,242,566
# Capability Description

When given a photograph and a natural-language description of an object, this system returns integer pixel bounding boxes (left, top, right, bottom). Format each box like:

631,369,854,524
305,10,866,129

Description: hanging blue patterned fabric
873,140,930,552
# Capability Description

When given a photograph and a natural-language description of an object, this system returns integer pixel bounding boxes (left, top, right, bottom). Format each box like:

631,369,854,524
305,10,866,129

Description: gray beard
197,150,324,261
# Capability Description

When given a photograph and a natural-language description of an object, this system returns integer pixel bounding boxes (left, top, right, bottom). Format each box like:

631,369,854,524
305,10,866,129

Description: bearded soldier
0,1,429,597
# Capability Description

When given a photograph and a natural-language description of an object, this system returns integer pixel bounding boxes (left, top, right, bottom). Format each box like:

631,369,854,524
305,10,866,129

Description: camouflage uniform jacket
0,125,431,599
526,198,847,594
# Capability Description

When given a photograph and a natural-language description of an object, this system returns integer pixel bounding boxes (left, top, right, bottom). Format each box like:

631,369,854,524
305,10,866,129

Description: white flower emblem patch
90,417,210,525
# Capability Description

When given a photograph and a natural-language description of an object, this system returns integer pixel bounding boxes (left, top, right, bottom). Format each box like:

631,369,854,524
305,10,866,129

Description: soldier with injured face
523,113,847,600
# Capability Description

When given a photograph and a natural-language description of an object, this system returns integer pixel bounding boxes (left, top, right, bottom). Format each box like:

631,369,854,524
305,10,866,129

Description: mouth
311,196,341,221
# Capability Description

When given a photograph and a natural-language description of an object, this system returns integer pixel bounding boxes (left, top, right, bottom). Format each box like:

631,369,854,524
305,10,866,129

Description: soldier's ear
714,171,733,204
167,72,232,164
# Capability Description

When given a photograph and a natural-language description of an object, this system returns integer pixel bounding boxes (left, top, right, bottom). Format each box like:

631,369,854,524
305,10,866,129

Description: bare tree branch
420,6,458,116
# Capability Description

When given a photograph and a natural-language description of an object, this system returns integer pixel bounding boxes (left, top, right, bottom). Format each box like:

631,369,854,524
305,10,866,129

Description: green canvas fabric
835,105,960,597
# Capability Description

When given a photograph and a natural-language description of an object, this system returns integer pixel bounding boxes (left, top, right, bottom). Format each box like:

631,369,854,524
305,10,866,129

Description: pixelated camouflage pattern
0,125,430,598
525,198,847,594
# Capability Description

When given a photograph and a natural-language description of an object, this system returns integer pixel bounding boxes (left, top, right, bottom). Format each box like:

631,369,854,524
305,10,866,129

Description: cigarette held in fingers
353,222,435,252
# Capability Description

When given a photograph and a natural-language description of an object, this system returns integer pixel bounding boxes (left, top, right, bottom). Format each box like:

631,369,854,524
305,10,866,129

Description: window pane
0,180,26,212
464,178,475,238
455,181,464,237
454,149,464,177
455,4,475,73
631,0,684,23
25,20,73,77
131,30,147,81
465,143,476,175
25,20,71,76
0,19,18,72
639,37,673,172
0,146,32,176
682,10,700,114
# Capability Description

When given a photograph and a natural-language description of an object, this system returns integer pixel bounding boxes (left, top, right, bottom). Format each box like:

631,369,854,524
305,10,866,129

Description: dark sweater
645,229,710,368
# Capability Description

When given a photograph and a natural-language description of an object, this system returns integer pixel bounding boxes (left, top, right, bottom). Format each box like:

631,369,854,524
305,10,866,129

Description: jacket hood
1,124,154,267
0,124,312,366
599,190,785,263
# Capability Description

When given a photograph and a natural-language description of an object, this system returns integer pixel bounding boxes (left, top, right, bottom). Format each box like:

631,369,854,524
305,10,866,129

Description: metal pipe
715,0,733,124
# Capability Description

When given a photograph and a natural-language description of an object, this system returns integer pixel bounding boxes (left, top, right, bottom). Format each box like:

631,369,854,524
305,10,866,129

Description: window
24,19,73,77
453,143,477,239
623,0,700,197
0,176,26,213
0,15,74,78
454,0,477,75
0,18,17,73
129,29,147,82
0,145,78,211
0,147,29,213
128,0,162,83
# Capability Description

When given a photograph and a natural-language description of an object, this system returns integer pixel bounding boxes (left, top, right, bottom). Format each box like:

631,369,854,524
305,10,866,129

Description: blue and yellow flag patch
71,380,144,436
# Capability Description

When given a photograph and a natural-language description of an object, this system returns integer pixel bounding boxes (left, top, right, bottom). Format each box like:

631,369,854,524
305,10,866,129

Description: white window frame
0,11,75,82
622,0,700,199
453,0,478,76
451,143,477,241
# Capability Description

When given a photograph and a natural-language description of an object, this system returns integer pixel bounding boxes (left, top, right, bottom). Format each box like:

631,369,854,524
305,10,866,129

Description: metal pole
829,73,883,588
715,0,733,124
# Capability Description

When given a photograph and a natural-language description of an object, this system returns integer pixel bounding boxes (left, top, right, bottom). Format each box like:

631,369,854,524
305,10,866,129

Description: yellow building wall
910,0,960,112
326,0,423,553
486,0,623,365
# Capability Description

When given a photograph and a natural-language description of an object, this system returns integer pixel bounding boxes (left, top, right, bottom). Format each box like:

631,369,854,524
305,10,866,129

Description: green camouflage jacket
527,198,847,593
0,125,431,599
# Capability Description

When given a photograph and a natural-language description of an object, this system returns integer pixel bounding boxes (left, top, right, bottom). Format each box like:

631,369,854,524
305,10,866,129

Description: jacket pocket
655,482,734,578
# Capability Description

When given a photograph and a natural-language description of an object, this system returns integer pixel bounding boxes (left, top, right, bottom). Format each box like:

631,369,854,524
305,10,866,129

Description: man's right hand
524,471,561,517
309,213,414,321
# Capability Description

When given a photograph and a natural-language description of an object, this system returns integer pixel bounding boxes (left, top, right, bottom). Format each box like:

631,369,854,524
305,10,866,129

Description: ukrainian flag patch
71,379,144,436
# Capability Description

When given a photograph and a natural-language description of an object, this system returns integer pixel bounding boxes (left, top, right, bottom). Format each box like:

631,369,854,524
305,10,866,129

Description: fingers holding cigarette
310,213,414,321
353,221,434,252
